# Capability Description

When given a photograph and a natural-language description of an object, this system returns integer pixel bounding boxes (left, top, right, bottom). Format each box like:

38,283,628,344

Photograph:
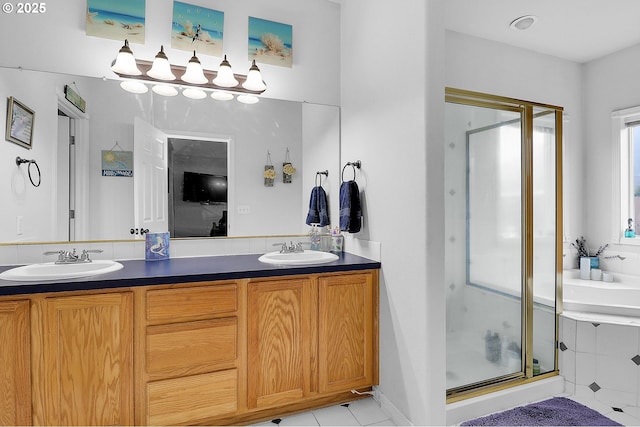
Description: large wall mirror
0,67,340,244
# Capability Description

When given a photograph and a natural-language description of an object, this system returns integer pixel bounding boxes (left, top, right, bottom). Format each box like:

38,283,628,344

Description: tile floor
251,391,640,426
250,397,395,426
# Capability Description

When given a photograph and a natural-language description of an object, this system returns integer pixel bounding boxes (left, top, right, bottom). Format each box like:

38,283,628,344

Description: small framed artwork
248,16,293,68
6,96,35,149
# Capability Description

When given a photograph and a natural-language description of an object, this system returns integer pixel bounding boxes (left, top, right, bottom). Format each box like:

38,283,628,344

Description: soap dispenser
625,218,636,238
309,224,321,250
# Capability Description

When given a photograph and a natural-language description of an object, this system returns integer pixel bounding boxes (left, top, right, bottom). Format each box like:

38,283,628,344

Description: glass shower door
445,88,562,398
446,102,524,391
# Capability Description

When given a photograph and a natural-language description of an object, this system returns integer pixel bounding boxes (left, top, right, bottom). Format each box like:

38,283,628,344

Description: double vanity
0,251,380,426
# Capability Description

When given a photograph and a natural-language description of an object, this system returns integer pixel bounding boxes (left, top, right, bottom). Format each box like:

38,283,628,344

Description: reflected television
182,171,228,203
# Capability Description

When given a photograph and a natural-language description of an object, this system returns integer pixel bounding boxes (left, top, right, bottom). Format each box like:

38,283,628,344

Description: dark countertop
0,252,381,296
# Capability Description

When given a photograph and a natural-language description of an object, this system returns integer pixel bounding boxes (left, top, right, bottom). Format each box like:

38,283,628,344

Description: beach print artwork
249,17,293,68
172,1,224,58
86,0,145,44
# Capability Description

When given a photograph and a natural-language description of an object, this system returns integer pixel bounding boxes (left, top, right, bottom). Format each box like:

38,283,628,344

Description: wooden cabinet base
209,389,373,426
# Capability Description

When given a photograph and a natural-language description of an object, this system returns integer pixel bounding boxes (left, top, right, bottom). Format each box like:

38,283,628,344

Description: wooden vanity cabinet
136,282,242,426
318,272,377,393
247,277,314,410
0,299,31,426
31,291,134,426
3,267,377,426
247,271,378,416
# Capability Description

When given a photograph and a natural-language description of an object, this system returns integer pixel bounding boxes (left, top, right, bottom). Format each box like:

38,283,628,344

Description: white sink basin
0,260,124,282
258,250,339,266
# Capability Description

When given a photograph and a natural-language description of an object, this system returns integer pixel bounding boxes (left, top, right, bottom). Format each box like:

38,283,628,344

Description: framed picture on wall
248,16,293,68
5,97,34,149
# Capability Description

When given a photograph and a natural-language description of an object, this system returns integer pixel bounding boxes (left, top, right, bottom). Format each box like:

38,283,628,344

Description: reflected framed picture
5,96,34,149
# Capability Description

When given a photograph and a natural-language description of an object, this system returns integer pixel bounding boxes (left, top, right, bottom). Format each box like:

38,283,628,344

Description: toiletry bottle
625,218,636,238
309,224,321,250
532,358,540,376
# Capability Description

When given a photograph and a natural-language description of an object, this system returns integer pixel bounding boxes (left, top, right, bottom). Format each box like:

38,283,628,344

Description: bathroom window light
111,39,142,76
242,60,267,92
212,55,239,88
147,46,176,81
181,51,208,84
152,84,178,97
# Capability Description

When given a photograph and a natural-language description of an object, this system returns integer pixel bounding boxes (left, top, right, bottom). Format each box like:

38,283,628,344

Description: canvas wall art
86,0,145,44
248,17,292,68
172,1,224,58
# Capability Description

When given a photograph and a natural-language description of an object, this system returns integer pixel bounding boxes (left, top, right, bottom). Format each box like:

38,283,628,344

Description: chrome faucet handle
272,242,288,253
80,249,103,262
43,250,65,262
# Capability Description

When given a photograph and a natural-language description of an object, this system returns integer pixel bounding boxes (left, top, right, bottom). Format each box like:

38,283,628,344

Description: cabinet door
247,278,312,409
42,292,133,426
0,300,30,426
318,273,376,393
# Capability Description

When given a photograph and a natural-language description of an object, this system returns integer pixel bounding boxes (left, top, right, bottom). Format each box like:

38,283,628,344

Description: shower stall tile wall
560,315,640,408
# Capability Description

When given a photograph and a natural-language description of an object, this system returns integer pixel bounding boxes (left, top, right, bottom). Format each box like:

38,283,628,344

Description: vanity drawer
146,369,238,425
146,283,237,324
146,318,237,376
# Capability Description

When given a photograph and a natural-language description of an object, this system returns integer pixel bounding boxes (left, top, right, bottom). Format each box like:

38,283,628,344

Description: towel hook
16,156,41,187
315,170,328,187
341,160,361,182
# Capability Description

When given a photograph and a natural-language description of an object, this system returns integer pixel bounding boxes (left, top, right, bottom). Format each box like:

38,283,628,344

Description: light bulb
212,55,239,87
111,39,142,76
120,80,148,94
237,94,259,104
152,84,178,96
242,60,267,92
181,51,208,84
147,46,176,81
182,88,207,99
211,91,234,101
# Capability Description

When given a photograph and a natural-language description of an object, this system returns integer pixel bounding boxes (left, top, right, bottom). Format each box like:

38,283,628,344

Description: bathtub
563,269,640,320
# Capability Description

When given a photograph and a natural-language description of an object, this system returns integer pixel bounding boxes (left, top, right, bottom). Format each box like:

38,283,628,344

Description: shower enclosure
445,89,562,398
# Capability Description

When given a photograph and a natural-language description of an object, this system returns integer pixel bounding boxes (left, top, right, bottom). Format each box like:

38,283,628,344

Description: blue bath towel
339,180,361,233
305,186,330,226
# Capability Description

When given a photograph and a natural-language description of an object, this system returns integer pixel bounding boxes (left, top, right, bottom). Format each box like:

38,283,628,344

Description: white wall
341,1,446,425
0,0,340,105
583,44,640,271
445,31,584,246
0,68,90,243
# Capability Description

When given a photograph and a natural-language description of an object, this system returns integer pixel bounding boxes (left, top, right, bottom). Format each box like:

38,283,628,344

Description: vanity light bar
113,59,267,95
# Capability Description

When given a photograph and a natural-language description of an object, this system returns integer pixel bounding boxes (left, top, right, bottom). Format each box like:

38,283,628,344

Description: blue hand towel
339,180,361,233
305,186,330,226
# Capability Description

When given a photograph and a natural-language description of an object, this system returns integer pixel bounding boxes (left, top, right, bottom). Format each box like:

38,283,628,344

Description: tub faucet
604,254,626,261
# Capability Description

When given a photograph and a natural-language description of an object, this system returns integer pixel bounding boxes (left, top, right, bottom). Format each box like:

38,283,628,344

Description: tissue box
145,232,170,261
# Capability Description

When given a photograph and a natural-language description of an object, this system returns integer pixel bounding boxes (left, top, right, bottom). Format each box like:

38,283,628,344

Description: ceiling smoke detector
509,15,538,30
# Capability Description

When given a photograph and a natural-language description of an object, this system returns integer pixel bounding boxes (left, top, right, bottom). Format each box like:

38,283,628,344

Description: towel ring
341,160,361,182
315,170,328,187
16,156,41,187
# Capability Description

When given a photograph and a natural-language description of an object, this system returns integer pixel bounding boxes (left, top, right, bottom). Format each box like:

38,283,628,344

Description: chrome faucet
272,241,305,253
44,248,103,264
604,254,626,261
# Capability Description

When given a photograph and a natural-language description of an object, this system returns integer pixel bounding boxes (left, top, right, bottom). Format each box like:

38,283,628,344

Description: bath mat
461,397,622,426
